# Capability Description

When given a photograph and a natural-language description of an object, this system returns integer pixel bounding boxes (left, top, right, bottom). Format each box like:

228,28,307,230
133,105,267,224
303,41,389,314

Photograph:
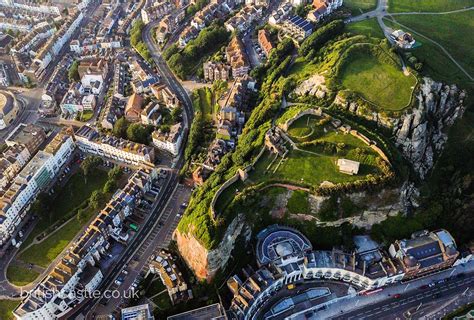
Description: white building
337,158,360,175
0,132,75,246
152,123,183,156
74,125,155,167
81,95,96,111
14,169,157,319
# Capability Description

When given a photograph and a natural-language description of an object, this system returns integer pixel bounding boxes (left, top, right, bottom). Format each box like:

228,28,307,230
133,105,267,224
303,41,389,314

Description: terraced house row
0,126,73,248
13,168,158,320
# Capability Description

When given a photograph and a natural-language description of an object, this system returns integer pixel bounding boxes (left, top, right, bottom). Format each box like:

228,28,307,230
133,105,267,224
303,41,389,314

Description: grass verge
6,265,40,286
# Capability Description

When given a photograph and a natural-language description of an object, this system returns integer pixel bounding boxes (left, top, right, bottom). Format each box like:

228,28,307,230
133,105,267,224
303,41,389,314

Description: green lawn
344,0,377,15
250,114,383,186
251,148,379,187
19,205,98,267
22,171,108,248
388,0,474,13
195,87,214,121
214,179,245,214
346,18,384,38
383,18,470,84
392,11,474,79
145,276,166,297
0,300,19,320
287,115,325,141
340,54,416,111
6,265,40,286
80,110,94,122
287,57,319,82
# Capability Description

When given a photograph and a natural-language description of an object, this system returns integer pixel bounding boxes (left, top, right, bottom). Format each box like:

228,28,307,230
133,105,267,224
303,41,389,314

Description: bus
130,223,139,231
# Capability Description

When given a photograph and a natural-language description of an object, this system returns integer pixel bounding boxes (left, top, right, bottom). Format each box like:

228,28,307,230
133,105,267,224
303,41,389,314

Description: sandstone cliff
175,213,251,281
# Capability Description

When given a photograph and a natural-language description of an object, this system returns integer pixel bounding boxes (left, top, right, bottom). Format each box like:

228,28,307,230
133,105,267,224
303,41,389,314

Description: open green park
344,0,377,15
388,0,473,13
14,169,109,269
389,11,474,81
253,115,382,184
0,300,19,320
6,265,40,286
345,18,384,38
340,54,416,111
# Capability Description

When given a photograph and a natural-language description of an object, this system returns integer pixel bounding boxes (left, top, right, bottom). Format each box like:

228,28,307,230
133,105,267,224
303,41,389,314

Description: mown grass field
0,300,18,320
340,54,416,111
6,265,40,286
393,11,474,78
344,0,378,15
21,171,108,249
346,18,384,38
250,115,382,186
195,87,214,121
388,0,473,13
19,216,90,267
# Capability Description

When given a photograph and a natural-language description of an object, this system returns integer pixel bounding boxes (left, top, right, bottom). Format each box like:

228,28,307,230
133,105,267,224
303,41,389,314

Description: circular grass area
340,55,416,111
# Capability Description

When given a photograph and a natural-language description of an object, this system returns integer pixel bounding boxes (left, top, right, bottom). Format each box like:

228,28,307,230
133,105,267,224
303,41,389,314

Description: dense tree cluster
177,39,296,249
112,117,153,144
68,60,80,82
130,19,153,63
185,0,209,17
299,20,345,58
164,24,230,79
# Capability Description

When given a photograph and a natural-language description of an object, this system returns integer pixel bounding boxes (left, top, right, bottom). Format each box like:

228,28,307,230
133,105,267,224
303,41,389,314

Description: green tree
126,123,150,144
77,208,88,223
89,190,106,209
31,193,53,222
103,180,117,194
113,117,130,138
68,60,80,82
81,156,102,178
171,105,183,123
295,4,311,18
108,166,123,180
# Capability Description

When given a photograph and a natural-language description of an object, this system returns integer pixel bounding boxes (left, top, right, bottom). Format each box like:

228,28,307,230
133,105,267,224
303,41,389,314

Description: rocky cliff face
394,78,465,179
175,213,251,281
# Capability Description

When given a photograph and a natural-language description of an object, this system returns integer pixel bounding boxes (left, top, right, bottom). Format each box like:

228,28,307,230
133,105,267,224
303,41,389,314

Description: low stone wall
210,145,267,218
350,130,391,165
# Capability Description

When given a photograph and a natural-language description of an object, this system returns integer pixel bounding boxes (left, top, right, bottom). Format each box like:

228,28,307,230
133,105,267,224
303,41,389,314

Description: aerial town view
0,0,473,318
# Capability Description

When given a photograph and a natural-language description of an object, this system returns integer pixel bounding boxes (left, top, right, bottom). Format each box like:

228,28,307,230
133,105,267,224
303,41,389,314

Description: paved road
92,184,191,317
0,87,42,142
298,261,474,320
67,15,195,319
332,274,474,319
143,20,193,131
68,170,179,319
